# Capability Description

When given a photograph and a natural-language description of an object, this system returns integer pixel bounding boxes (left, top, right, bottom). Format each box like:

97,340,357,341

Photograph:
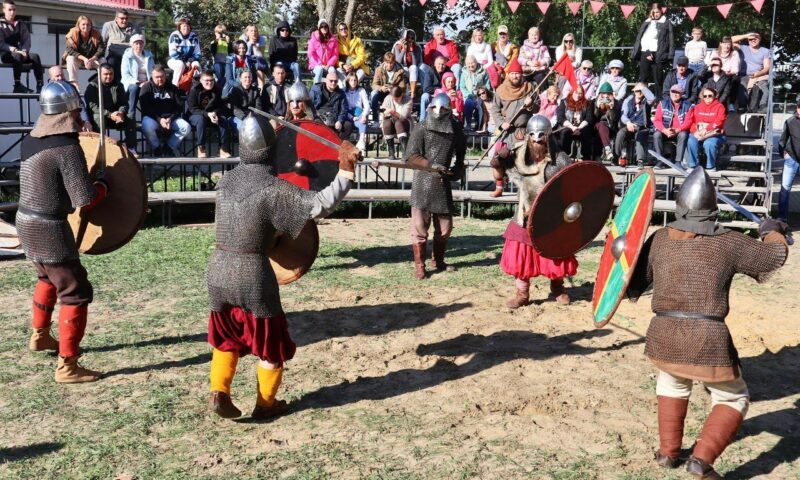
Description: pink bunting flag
716,3,733,18
507,0,521,12
536,2,551,15
661,6,667,13
749,0,764,12
567,1,582,15
419,0,426,6
447,0,457,8
620,4,635,18
684,6,699,20
477,0,490,11
590,1,604,14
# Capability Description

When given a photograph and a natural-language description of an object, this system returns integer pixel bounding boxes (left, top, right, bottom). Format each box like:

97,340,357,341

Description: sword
369,159,452,174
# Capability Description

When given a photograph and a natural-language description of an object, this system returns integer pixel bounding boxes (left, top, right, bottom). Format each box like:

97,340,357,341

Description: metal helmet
526,114,552,142
676,167,717,212
239,113,276,153
428,93,451,119
39,81,81,115
287,80,310,103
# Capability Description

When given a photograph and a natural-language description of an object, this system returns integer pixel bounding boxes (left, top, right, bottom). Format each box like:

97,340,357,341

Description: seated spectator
285,81,316,121
556,85,591,159
120,34,153,119
554,33,582,70
63,15,105,89
488,25,518,89
311,70,352,140
343,71,370,153
423,26,461,82
336,23,369,85
210,25,232,91
598,59,627,101
777,103,800,222
371,52,406,124
589,82,621,162
308,19,337,84
478,88,495,132
228,70,262,133
419,56,447,121
263,62,289,119
434,71,463,122
614,83,653,167
466,28,493,73
537,85,560,126
518,26,549,85
167,18,201,88
0,0,43,92
460,55,490,130
653,84,693,169
662,56,700,104
706,36,740,77
392,29,423,99
84,63,137,155
562,59,599,101
731,31,770,113
188,71,233,158
686,87,726,171
102,9,139,81
684,26,707,74
268,21,300,82
48,65,92,132
139,65,190,157
381,85,412,159
241,24,268,88
224,40,257,97
700,57,732,107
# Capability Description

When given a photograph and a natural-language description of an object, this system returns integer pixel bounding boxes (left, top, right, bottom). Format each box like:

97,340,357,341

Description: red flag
716,3,733,18
590,1,604,14
477,0,490,10
749,0,764,12
620,4,636,18
536,2,551,15
553,53,577,90
684,6,699,20
507,0,521,12
567,1,582,15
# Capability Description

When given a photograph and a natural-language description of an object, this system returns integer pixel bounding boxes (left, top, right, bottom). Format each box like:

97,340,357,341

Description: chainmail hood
30,111,82,138
424,112,454,134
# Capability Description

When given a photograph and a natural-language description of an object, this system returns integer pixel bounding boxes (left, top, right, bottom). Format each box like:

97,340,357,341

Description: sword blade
370,159,450,174
248,107,341,151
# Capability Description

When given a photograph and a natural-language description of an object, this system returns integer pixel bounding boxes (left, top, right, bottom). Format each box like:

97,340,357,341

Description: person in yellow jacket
336,23,369,86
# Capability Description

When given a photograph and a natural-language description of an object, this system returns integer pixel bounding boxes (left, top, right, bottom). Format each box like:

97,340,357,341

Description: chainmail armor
207,163,316,318
544,151,574,181
239,147,271,166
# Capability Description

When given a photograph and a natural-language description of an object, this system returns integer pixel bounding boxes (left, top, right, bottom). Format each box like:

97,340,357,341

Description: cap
580,59,593,69
598,82,614,94
676,55,689,66
318,18,329,28
129,34,145,46
497,25,509,34
608,59,624,69
669,84,684,93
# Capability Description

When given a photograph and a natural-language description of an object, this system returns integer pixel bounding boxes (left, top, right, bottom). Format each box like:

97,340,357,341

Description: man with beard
403,93,466,279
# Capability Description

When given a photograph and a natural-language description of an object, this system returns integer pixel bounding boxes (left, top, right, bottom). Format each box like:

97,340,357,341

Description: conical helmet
676,167,717,212
287,81,310,103
526,114,552,142
39,81,81,115
239,113,276,154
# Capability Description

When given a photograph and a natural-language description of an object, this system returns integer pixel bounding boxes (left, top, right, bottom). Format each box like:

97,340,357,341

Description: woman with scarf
598,59,628,101
556,85,592,159
518,26,550,85
392,29,423,99
561,59,599,101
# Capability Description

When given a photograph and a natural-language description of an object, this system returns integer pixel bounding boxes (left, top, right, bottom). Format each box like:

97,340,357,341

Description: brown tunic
627,228,787,382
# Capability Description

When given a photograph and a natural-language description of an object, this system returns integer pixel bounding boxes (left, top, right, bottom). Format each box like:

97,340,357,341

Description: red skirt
208,306,296,365
500,221,578,280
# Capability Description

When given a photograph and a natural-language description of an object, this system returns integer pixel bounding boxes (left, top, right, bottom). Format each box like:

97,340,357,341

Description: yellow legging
209,348,239,394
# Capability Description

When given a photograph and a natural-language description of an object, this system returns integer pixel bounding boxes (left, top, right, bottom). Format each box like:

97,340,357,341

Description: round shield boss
67,132,147,255
270,220,320,285
273,120,341,191
527,162,615,259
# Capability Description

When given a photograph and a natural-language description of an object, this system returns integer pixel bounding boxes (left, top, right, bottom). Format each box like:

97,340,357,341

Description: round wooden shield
273,120,340,191
67,132,147,255
527,162,615,259
270,220,319,285
592,169,656,328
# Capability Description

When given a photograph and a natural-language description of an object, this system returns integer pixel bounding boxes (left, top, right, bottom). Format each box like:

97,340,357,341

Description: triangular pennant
447,0,457,8
536,2,551,15
419,0,426,6
590,1,604,14
749,0,765,12
477,0,490,10
661,6,667,13
716,3,733,18
507,0,521,12
620,4,636,18
684,6,699,20
567,1,582,15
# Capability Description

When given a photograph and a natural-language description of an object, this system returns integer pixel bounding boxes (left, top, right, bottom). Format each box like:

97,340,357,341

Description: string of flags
426,0,766,19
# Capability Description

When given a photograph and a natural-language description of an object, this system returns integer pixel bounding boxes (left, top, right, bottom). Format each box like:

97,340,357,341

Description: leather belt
17,206,66,222
655,310,725,322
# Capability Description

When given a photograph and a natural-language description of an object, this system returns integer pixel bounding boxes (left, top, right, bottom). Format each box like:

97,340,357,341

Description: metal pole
765,0,778,214
580,0,586,47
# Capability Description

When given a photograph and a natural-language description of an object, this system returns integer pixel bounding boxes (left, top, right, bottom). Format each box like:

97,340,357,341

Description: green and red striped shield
592,168,656,328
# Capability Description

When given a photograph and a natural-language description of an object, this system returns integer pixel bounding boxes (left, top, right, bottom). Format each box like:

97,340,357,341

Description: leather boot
30,328,58,352
412,242,427,280
687,405,743,478
387,139,397,159
399,136,408,157
209,391,242,419
506,286,529,309
55,355,101,383
686,457,723,479
550,279,570,305
410,81,417,99
656,396,689,468
252,400,290,420
431,238,456,272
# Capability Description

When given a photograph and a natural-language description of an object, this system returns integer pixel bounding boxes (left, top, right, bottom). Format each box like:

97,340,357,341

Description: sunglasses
565,39,574,43
633,90,643,93
498,32,508,36
478,91,487,95
279,28,288,32
582,67,591,71
670,90,682,94
703,94,714,98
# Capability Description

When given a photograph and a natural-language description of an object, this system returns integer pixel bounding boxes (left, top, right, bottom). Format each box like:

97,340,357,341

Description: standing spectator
120,34,153,119
562,59,599,101
707,36,741,77
478,88,495,132
48,65,92,132
631,2,674,95
268,21,300,82
537,85,560,126
241,25,268,88
343,72,370,153
777,103,800,222
488,25,518,89
188,71,233,158
556,85,592,160
518,26,550,85
101,9,139,81
731,32,771,113
392,29,423,99
700,58,733,107
662,56,701,104
263,63,289,119
653,84,693,169
84,63,137,155
307,19,338,84
554,33,582,70
466,28,493,72
139,65,189,157
686,87,727,171
419,56,447,121
684,26,707,74
63,16,105,89
167,18,201,88
311,70,352,140
460,55,490,130
381,85,412,159
589,82,621,162
227,70,262,134
0,0,43,93
598,59,627,101
614,83,654,167
423,26,461,81
336,23,370,85
210,25,232,92
223,40,257,97
434,71,463,122
370,52,406,125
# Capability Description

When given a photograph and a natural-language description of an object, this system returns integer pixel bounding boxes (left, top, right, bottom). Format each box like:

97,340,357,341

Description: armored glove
758,218,789,239
338,140,361,174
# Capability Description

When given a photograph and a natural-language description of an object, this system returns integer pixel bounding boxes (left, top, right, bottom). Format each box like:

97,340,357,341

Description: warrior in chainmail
206,113,361,420
283,80,319,123
16,81,109,383
403,93,466,280
626,168,789,479
500,115,576,308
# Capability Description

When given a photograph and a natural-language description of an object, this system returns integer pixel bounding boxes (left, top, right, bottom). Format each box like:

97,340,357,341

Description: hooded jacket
120,47,154,91
689,99,726,135
337,31,370,74
392,31,422,69
188,83,229,117
268,21,298,66
0,17,32,52
307,30,338,69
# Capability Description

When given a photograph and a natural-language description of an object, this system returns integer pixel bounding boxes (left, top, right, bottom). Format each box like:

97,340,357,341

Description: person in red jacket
423,26,461,83
686,87,727,171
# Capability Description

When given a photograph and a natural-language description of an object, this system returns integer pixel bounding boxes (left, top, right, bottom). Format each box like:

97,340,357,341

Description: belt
655,310,725,322
17,206,66,222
